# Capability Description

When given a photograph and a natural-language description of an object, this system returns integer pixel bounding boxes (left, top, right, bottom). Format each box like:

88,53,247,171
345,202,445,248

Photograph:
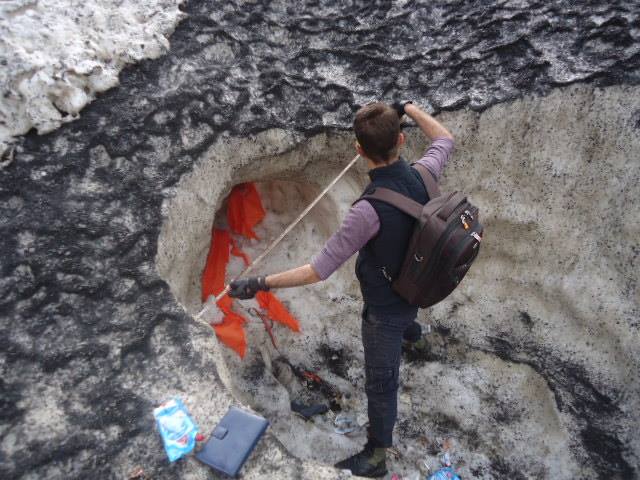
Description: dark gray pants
361,304,421,447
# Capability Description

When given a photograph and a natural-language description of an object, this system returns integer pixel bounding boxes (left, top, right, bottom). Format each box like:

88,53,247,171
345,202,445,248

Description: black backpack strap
356,187,423,219
411,163,441,199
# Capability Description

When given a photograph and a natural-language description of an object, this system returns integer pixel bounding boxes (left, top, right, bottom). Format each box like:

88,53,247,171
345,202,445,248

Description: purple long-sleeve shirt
311,137,454,280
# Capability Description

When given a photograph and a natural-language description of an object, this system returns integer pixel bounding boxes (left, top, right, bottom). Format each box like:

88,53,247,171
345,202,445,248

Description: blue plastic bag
153,397,199,462
427,467,461,480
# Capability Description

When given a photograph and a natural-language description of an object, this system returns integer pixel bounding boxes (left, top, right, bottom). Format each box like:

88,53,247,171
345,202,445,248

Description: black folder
195,406,269,477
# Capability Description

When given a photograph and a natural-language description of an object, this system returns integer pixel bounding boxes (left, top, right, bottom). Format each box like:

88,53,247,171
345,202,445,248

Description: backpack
359,163,483,308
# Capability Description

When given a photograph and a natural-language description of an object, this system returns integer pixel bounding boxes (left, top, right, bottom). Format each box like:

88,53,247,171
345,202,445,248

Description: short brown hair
353,102,400,163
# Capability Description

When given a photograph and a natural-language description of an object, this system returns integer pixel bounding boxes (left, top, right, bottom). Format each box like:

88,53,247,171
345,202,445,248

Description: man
228,101,454,477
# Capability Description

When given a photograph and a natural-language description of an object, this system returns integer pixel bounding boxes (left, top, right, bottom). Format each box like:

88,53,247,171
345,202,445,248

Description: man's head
353,102,404,164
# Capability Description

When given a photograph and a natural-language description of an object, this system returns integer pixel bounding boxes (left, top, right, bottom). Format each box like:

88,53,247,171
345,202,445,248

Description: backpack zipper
445,225,481,276
447,235,481,285
460,214,470,230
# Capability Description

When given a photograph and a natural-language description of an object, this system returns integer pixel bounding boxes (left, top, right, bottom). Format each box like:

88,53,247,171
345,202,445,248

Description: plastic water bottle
426,467,461,480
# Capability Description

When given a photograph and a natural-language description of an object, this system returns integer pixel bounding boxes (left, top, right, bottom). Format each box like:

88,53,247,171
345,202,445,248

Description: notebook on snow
195,406,269,477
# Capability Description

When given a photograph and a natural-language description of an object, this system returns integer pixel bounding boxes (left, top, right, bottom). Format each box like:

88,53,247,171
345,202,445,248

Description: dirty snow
0,0,185,155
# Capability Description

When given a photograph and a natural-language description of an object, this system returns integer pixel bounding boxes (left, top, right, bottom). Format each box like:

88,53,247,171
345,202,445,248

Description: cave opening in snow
155,128,576,474
156,86,640,477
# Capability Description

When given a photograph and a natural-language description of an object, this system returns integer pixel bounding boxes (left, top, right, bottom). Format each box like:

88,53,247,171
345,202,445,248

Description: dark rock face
1,1,639,478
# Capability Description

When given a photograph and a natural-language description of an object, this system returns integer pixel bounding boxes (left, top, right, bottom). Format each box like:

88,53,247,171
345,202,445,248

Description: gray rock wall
1,1,639,479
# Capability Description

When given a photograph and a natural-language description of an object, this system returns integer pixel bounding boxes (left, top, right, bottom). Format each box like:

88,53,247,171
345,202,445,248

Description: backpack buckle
414,253,424,262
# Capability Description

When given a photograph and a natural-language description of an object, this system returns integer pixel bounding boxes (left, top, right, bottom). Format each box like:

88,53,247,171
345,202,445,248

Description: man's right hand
399,102,453,141
228,276,269,299
391,100,413,118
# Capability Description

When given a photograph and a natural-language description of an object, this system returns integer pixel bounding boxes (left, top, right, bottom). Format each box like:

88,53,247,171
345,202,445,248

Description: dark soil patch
580,423,635,478
402,340,441,363
518,310,534,328
478,338,636,478
397,416,426,439
403,325,465,364
492,399,523,425
242,359,265,384
316,344,350,379
431,411,462,435
490,457,527,480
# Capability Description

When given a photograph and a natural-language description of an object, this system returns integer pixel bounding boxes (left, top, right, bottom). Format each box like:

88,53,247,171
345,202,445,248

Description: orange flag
230,235,251,267
227,183,266,240
202,228,230,302
201,228,247,358
200,184,301,358
214,295,247,358
256,291,301,332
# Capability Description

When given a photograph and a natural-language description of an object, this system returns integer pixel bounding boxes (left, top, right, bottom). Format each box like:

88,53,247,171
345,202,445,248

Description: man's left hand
228,276,269,299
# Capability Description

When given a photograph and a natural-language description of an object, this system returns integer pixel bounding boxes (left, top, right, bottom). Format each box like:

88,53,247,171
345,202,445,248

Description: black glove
228,276,269,299
391,100,413,118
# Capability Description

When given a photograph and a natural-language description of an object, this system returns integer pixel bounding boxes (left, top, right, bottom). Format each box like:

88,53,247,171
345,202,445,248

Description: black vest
355,157,429,313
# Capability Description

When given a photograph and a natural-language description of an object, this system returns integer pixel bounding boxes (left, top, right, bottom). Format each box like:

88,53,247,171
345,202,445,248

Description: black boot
334,443,387,478
402,336,429,353
402,336,437,362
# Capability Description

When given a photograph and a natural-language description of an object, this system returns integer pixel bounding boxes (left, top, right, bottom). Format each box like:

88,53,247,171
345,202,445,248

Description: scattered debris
334,412,358,435
317,344,350,378
153,398,199,462
271,358,296,387
290,400,329,420
387,446,402,458
127,466,147,479
427,466,461,480
441,438,454,451
356,412,369,427
276,356,343,411
248,306,278,349
424,447,461,480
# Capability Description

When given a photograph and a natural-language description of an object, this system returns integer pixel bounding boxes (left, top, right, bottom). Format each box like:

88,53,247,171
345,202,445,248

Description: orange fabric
201,228,230,301
213,295,247,358
227,183,266,240
230,236,251,267
200,185,302,358
200,228,247,358
256,291,301,332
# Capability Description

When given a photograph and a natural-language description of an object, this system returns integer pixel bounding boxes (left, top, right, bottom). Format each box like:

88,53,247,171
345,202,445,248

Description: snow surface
0,0,185,155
